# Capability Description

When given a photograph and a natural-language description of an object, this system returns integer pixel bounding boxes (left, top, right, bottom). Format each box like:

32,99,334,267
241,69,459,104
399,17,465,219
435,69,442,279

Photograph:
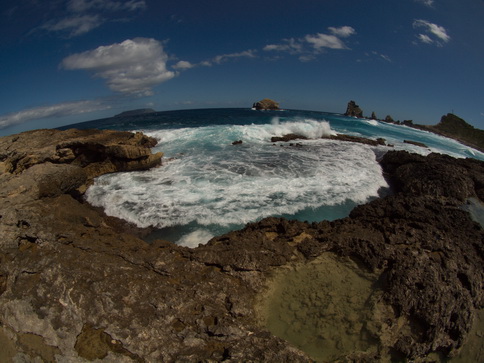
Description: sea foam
85,120,388,245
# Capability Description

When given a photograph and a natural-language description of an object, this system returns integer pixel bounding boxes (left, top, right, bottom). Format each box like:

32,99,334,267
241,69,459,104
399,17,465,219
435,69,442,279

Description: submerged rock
0,127,483,362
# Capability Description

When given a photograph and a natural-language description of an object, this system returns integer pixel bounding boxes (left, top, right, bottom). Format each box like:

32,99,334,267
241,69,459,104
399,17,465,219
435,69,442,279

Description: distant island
115,108,156,117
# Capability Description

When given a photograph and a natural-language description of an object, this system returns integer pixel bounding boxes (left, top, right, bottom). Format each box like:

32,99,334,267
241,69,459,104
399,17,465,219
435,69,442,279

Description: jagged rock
385,115,394,123
404,139,428,149
270,134,307,142
0,129,162,192
371,111,377,119
1,127,483,362
324,134,386,146
344,100,363,118
252,98,280,110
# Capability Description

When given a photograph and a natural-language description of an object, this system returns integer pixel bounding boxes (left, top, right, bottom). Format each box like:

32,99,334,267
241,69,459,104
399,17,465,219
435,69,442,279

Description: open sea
62,108,484,247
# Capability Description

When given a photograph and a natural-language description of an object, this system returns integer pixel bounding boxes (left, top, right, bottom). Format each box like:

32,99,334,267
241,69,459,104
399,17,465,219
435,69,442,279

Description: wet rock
270,134,307,142
324,133,387,146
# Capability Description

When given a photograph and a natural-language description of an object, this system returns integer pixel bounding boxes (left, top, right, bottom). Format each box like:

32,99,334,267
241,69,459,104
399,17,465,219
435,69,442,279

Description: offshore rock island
0,127,484,362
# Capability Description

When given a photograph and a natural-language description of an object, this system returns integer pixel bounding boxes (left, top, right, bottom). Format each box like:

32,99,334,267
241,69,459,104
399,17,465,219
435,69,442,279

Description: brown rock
252,98,280,110
1,127,483,362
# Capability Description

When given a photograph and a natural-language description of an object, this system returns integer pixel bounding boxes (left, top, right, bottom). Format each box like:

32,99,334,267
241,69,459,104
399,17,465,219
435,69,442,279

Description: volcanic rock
325,134,387,146
0,127,483,362
270,134,307,142
252,98,280,110
404,139,428,148
344,100,363,118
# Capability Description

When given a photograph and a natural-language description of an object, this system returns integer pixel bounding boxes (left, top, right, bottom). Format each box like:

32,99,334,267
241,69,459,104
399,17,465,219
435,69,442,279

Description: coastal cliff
0,129,483,362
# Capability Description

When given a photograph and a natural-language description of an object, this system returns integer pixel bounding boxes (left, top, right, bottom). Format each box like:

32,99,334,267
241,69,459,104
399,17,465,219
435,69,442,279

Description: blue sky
1,0,483,135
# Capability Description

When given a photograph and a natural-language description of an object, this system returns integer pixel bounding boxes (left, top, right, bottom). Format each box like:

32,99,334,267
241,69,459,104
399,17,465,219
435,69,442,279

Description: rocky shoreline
1,129,483,362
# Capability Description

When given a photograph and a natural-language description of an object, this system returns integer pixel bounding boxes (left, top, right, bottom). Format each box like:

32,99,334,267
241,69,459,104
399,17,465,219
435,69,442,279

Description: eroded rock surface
0,128,483,362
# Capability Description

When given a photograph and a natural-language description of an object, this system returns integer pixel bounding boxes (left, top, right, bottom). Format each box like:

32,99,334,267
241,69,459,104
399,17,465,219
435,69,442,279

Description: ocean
64,108,484,247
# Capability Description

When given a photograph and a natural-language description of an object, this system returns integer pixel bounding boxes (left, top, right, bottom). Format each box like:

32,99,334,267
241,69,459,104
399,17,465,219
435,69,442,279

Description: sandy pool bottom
256,253,381,362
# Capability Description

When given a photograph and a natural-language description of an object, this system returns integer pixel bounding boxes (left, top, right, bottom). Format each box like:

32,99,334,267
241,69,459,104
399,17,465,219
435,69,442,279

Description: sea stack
344,100,363,118
252,98,280,110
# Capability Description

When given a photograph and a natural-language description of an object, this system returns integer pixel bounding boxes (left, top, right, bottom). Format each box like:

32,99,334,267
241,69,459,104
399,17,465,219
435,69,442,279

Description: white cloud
38,0,146,37
41,15,103,37
371,51,392,62
212,50,257,65
415,0,434,7
68,0,146,12
172,60,195,70
328,26,356,38
305,33,347,50
263,38,303,54
413,19,450,46
61,38,176,95
0,100,111,129
417,34,433,44
263,26,356,60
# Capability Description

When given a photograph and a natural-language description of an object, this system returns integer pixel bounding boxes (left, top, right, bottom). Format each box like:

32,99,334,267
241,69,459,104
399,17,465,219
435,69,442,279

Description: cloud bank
61,38,176,95
0,100,111,129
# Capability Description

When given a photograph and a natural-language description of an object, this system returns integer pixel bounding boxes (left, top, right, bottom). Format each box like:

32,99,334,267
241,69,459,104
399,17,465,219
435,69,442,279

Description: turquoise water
71,108,484,246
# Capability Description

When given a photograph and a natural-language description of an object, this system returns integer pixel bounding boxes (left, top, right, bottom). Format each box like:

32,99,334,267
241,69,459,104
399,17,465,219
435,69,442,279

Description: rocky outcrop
344,100,363,118
0,129,162,194
326,134,387,146
252,98,280,110
1,128,483,362
414,114,484,153
270,134,307,143
271,132,387,147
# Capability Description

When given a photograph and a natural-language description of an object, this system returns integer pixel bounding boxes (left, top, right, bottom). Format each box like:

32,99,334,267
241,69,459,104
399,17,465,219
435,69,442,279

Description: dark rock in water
324,133,387,146
404,139,428,148
271,133,307,142
385,115,395,123
232,140,243,145
371,111,377,119
252,98,280,110
1,127,484,362
344,100,363,118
